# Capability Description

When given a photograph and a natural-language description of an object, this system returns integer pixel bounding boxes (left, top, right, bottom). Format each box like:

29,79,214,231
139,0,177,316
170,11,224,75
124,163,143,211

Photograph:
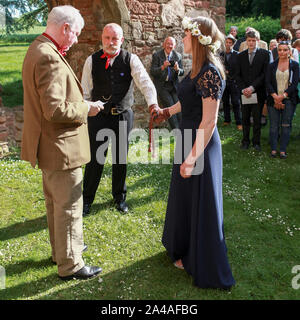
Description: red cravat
42,32,67,57
100,51,119,69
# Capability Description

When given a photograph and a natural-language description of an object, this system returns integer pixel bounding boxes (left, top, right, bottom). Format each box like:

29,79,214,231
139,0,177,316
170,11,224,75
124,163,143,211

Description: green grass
0,26,44,107
1,114,300,300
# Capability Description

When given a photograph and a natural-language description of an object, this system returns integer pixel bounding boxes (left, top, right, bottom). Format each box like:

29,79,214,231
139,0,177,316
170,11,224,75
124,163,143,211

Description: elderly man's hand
87,100,104,117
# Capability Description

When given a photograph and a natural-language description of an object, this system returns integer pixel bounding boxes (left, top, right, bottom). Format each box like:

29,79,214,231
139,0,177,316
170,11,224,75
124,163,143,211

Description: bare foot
174,259,184,269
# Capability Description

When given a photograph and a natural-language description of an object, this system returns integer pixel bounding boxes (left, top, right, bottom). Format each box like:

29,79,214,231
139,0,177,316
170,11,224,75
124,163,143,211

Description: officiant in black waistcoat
81,23,158,215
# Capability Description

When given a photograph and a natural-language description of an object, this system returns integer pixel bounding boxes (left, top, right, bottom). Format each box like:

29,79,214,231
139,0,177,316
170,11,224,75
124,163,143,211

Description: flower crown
182,16,221,54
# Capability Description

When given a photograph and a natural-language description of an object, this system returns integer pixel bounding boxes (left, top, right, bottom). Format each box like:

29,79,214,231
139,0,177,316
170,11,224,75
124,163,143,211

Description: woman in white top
266,41,300,158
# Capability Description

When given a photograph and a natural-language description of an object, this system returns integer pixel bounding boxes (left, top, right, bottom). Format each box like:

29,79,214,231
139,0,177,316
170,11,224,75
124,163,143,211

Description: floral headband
182,16,221,54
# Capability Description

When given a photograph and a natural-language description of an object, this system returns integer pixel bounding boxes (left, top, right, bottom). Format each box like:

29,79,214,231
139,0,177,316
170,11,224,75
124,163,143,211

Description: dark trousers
222,80,241,125
241,102,263,146
83,109,134,204
158,81,182,129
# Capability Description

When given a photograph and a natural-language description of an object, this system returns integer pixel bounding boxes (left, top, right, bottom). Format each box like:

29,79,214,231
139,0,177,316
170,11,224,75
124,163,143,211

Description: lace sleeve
196,66,223,100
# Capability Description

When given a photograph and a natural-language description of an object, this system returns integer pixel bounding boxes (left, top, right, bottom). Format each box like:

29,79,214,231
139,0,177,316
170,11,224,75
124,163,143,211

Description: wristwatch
283,92,287,99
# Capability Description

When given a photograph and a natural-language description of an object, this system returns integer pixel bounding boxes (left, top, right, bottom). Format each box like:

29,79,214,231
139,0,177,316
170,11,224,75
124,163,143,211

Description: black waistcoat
91,49,132,113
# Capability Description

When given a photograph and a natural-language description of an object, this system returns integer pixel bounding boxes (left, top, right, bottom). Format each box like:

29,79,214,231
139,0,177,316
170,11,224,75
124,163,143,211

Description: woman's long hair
188,16,225,79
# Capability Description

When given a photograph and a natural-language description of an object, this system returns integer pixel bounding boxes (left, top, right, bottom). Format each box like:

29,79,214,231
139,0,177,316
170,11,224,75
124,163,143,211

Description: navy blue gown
162,63,235,289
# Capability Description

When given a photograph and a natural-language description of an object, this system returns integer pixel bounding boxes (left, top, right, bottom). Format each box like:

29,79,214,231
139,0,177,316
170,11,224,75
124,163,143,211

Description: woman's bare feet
174,259,184,269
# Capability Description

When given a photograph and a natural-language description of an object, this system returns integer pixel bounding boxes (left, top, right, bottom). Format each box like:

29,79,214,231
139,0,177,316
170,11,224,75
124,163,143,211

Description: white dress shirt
81,51,158,107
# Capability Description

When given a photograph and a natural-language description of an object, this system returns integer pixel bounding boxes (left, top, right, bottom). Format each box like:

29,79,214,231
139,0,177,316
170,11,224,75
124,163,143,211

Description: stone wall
281,0,300,37
0,106,23,146
46,0,226,127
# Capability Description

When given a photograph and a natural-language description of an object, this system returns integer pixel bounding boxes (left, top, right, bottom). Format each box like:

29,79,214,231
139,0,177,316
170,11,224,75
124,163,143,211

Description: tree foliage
226,0,281,19
0,0,48,33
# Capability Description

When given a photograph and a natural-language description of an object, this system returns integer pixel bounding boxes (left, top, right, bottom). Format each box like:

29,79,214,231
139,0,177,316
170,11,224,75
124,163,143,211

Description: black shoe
116,200,129,213
253,144,261,152
240,143,249,150
270,151,277,158
83,203,91,216
59,265,102,280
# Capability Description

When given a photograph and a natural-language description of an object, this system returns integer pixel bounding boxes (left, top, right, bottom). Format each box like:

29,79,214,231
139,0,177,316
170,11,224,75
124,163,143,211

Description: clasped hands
242,87,254,98
272,93,286,110
161,60,179,72
149,104,171,124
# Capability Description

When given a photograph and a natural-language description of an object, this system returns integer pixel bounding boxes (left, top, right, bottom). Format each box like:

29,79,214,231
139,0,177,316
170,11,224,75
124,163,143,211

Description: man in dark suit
220,34,242,130
235,29,270,151
150,37,184,129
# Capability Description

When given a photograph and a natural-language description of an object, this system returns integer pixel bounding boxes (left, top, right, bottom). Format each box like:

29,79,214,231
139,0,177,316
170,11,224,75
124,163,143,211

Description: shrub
225,16,281,46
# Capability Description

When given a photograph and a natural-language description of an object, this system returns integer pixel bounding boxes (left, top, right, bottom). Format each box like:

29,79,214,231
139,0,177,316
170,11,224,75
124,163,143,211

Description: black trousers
241,102,263,146
158,81,182,129
83,109,133,204
222,80,241,125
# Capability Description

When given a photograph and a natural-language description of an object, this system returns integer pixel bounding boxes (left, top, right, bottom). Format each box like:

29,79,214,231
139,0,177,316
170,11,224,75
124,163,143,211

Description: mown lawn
0,113,300,300
0,26,44,107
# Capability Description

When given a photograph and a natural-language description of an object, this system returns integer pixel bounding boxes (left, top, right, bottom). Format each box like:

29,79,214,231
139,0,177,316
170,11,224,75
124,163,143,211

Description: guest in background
229,26,238,38
292,29,300,43
293,39,300,105
232,25,245,51
220,34,242,130
269,39,278,61
150,36,184,129
271,29,298,62
235,29,270,151
266,41,299,159
239,28,268,52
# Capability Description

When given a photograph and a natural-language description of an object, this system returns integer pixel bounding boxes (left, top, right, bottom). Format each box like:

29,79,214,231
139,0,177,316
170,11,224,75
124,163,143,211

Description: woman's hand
180,161,195,179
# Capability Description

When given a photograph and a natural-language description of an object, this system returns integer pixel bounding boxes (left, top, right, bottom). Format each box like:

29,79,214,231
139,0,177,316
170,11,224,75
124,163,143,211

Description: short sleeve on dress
196,66,223,100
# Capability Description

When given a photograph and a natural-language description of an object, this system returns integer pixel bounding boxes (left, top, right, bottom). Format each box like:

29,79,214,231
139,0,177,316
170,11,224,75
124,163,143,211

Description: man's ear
62,23,69,35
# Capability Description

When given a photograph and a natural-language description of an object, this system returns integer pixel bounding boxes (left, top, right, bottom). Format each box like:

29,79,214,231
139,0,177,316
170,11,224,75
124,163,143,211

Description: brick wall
46,0,226,127
281,0,300,37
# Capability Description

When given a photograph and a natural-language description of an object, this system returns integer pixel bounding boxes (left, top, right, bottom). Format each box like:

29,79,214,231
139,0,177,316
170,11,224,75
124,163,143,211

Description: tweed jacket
21,34,90,170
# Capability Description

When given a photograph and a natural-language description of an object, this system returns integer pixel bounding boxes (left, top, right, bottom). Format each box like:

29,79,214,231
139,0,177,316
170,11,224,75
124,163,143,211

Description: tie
167,55,172,81
249,51,255,65
100,51,119,69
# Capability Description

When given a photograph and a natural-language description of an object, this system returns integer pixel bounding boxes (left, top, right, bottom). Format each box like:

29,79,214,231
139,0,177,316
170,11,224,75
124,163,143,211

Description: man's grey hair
230,26,238,31
47,5,84,30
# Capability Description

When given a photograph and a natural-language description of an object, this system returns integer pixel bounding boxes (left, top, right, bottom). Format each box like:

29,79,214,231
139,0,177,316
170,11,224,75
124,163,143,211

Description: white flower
191,28,201,36
199,35,212,46
182,17,192,29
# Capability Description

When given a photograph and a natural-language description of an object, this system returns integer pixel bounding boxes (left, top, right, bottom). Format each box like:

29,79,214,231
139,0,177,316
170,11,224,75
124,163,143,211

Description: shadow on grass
34,252,195,300
0,215,48,241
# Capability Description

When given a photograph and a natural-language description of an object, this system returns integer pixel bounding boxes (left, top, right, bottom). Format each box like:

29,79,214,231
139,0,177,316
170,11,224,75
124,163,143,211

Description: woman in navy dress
151,16,235,289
